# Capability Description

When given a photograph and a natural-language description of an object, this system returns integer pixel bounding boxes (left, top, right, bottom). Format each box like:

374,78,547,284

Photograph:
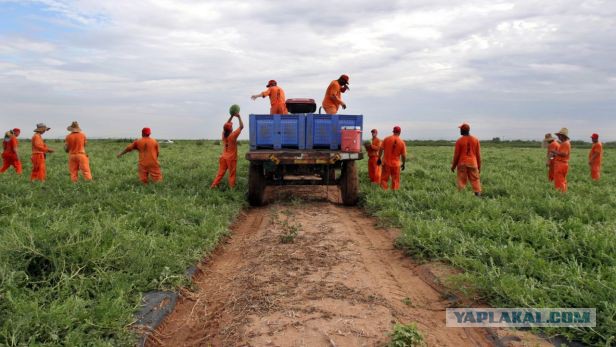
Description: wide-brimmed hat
266,80,277,87
34,123,51,132
544,133,555,142
66,121,81,132
555,128,569,138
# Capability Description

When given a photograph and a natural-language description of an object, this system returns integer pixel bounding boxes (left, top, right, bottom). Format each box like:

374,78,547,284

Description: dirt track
149,187,549,347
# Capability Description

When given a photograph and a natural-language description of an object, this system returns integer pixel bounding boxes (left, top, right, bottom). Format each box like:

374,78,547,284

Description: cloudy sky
1,0,615,140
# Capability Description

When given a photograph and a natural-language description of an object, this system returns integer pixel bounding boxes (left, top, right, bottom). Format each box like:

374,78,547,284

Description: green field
1,140,614,345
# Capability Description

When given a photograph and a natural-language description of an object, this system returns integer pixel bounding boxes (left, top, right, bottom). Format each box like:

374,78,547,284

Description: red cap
266,80,277,87
393,126,401,134
12,128,20,134
371,129,378,133
591,133,599,139
340,74,349,84
459,123,470,131
142,127,151,137
223,122,233,132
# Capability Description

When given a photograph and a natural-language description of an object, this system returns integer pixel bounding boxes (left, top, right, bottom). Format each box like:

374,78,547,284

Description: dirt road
149,187,548,347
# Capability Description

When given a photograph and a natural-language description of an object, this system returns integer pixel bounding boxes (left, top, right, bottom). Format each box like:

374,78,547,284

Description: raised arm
236,114,244,130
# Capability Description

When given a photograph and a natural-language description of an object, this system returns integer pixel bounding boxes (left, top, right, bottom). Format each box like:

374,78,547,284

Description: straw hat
33,123,51,132
544,133,555,142
66,121,81,132
555,128,569,138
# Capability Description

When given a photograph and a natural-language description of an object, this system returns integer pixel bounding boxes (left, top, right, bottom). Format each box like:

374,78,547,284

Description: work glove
377,159,382,166
401,164,405,171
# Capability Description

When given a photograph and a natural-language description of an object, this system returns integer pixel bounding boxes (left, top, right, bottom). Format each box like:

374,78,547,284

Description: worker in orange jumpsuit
31,123,54,182
117,127,163,184
64,121,92,182
550,128,571,192
1,128,22,174
211,112,244,189
378,126,406,190
364,129,381,183
451,123,482,196
588,133,603,181
321,74,349,114
544,133,559,181
251,80,288,114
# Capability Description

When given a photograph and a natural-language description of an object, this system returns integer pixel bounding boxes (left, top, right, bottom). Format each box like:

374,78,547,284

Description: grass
387,323,426,347
360,146,616,345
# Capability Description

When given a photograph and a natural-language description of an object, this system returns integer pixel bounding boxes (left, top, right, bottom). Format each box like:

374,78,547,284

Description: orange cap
459,123,470,131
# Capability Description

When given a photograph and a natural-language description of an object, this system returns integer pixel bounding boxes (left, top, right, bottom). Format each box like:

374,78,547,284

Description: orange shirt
262,86,286,107
221,128,242,161
125,137,160,166
554,140,570,163
547,141,560,157
589,142,603,165
31,133,49,154
65,132,87,154
2,135,18,155
322,80,342,110
367,137,381,157
453,135,481,169
381,135,407,167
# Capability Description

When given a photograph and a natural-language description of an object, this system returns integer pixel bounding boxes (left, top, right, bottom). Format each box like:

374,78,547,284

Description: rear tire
340,161,359,206
248,162,266,206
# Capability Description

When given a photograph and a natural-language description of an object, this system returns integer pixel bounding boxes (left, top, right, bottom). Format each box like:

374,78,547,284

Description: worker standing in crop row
322,74,349,114
364,129,381,184
211,105,244,189
451,123,482,196
550,128,571,192
378,126,406,190
117,127,163,184
251,80,288,115
544,133,559,182
589,133,603,181
1,128,22,175
64,121,92,182
31,123,54,182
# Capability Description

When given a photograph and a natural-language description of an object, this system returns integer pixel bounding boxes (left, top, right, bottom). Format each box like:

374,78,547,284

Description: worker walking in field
251,80,288,115
550,128,571,192
378,126,406,190
117,127,163,184
364,129,381,184
64,121,92,182
211,105,244,189
589,133,603,181
544,133,559,182
321,74,349,114
451,123,482,196
1,128,22,175
31,123,54,182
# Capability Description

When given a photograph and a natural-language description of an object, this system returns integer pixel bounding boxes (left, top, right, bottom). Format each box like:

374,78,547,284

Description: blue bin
249,114,306,150
306,114,363,150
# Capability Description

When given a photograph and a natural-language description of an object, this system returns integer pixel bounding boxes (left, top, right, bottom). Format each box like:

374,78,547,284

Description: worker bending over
322,74,349,114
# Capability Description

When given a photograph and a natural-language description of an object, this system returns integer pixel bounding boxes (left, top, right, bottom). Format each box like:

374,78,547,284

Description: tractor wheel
340,161,359,206
248,162,266,206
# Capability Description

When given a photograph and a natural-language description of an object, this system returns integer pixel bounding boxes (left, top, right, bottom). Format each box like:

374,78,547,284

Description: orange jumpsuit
452,135,482,193
553,140,570,192
31,133,50,181
1,134,22,174
380,135,406,190
589,141,603,181
322,80,343,114
124,137,162,184
366,137,381,183
547,141,560,181
65,132,92,182
261,86,288,115
211,128,242,188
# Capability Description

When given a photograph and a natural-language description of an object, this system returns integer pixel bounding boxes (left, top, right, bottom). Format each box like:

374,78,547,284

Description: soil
148,187,551,347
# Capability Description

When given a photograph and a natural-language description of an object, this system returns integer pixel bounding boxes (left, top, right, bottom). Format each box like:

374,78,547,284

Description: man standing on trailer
1,128,22,175
364,129,381,184
117,127,163,184
378,126,406,190
211,105,244,189
589,133,603,181
451,123,482,196
64,121,92,182
251,80,288,115
322,74,349,114
544,133,559,182
31,123,54,182
550,128,571,192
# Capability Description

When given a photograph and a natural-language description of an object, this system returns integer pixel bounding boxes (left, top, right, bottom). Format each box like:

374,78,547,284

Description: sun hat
66,121,82,132
34,123,51,132
555,128,569,138
459,123,470,131
266,80,277,87
142,127,151,137
544,133,555,142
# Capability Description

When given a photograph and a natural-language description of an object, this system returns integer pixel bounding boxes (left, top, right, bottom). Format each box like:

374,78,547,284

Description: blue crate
306,114,363,150
249,114,306,150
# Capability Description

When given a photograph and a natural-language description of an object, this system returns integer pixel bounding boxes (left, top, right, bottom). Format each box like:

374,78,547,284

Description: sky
0,0,615,140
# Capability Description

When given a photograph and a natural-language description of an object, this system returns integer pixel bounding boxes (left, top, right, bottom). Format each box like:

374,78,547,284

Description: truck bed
246,149,362,164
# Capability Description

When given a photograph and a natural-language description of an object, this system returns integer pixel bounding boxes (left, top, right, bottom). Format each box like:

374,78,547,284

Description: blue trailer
246,99,363,206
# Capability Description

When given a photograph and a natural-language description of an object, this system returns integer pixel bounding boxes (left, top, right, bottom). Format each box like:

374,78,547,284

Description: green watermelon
229,104,240,115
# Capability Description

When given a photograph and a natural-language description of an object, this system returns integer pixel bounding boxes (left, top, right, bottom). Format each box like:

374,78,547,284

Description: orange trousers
0,153,22,174
323,105,338,114
270,103,288,115
138,163,162,184
457,165,481,193
30,153,46,181
380,164,401,190
211,157,237,188
553,161,568,192
368,156,381,183
69,154,92,182
590,164,601,181
548,161,555,181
